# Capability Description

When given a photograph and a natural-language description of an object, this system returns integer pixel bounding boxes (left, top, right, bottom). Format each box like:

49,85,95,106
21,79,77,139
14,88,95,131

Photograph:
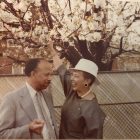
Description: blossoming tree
0,0,140,70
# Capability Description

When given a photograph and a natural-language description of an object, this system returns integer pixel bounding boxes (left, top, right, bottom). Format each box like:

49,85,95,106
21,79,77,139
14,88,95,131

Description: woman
57,58,106,139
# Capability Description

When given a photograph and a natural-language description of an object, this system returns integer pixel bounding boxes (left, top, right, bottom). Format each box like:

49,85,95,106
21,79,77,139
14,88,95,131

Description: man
0,58,58,139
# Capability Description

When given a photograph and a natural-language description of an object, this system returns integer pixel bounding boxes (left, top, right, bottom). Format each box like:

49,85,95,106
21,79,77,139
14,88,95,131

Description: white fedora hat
70,58,100,84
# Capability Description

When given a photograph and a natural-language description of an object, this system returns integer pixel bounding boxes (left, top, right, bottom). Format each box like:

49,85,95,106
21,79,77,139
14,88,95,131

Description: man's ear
30,70,36,77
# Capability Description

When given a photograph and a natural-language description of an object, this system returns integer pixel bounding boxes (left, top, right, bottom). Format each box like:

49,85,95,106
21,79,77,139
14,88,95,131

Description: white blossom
13,1,27,12
0,2,6,9
86,33,95,42
24,11,32,21
80,2,86,11
55,46,63,51
88,21,94,30
81,20,88,30
94,0,101,8
94,0,106,8
6,0,15,3
79,34,85,40
24,47,31,53
34,0,41,6
0,0,139,59
93,32,101,41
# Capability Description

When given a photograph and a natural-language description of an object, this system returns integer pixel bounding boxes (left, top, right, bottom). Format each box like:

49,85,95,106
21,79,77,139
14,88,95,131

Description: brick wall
0,57,13,74
112,54,140,71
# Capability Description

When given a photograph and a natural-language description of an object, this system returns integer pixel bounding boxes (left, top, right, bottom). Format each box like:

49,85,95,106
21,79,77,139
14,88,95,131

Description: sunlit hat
70,58,100,84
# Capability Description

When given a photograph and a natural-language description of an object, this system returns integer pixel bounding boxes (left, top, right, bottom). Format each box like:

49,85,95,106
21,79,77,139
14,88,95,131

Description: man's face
33,60,53,90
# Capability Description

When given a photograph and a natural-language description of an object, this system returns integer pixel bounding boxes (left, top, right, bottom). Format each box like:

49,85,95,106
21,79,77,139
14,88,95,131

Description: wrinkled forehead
37,60,53,70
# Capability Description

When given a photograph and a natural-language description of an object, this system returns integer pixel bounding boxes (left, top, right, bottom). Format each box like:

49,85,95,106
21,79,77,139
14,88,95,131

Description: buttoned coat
58,65,106,139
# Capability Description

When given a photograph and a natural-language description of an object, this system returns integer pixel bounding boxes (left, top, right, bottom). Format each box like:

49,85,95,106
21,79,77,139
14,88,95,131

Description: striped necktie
35,92,56,139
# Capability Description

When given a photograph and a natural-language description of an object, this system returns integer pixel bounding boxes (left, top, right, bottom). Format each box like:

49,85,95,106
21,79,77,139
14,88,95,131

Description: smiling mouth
72,82,77,87
71,82,75,85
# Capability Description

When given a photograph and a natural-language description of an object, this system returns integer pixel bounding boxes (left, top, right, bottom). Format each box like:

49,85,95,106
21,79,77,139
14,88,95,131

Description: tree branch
7,56,26,64
40,0,53,29
2,0,19,18
67,24,82,38
118,2,128,16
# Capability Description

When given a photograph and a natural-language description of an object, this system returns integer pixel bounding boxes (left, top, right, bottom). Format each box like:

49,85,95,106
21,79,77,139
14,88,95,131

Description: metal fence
0,73,140,138
53,102,140,139
102,102,140,138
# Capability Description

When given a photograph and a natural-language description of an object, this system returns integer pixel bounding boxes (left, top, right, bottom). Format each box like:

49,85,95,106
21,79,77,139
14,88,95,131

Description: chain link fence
0,73,140,138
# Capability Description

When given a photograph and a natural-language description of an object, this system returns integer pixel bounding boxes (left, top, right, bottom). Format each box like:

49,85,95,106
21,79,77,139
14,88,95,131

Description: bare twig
0,18,15,37
67,25,82,38
22,3,31,19
2,0,19,18
68,0,72,13
106,25,118,42
84,1,88,19
50,13,63,27
119,36,123,54
118,2,128,16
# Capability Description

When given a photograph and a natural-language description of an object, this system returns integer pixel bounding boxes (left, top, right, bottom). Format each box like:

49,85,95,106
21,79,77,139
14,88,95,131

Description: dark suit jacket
0,85,58,139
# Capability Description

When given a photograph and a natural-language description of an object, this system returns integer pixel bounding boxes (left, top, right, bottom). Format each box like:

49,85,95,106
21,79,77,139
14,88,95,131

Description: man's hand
29,119,45,135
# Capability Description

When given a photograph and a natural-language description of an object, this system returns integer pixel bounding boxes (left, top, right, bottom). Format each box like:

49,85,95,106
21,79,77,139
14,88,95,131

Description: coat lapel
19,86,37,121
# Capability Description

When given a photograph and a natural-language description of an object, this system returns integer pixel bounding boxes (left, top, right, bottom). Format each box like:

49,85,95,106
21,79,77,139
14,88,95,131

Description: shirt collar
26,82,37,98
81,92,95,100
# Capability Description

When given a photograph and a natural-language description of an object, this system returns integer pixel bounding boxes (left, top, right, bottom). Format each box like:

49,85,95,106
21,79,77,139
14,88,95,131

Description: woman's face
70,70,88,92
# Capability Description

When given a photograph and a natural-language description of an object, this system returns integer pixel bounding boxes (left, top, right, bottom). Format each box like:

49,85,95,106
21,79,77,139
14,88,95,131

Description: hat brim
69,68,100,85
94,78,100,85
